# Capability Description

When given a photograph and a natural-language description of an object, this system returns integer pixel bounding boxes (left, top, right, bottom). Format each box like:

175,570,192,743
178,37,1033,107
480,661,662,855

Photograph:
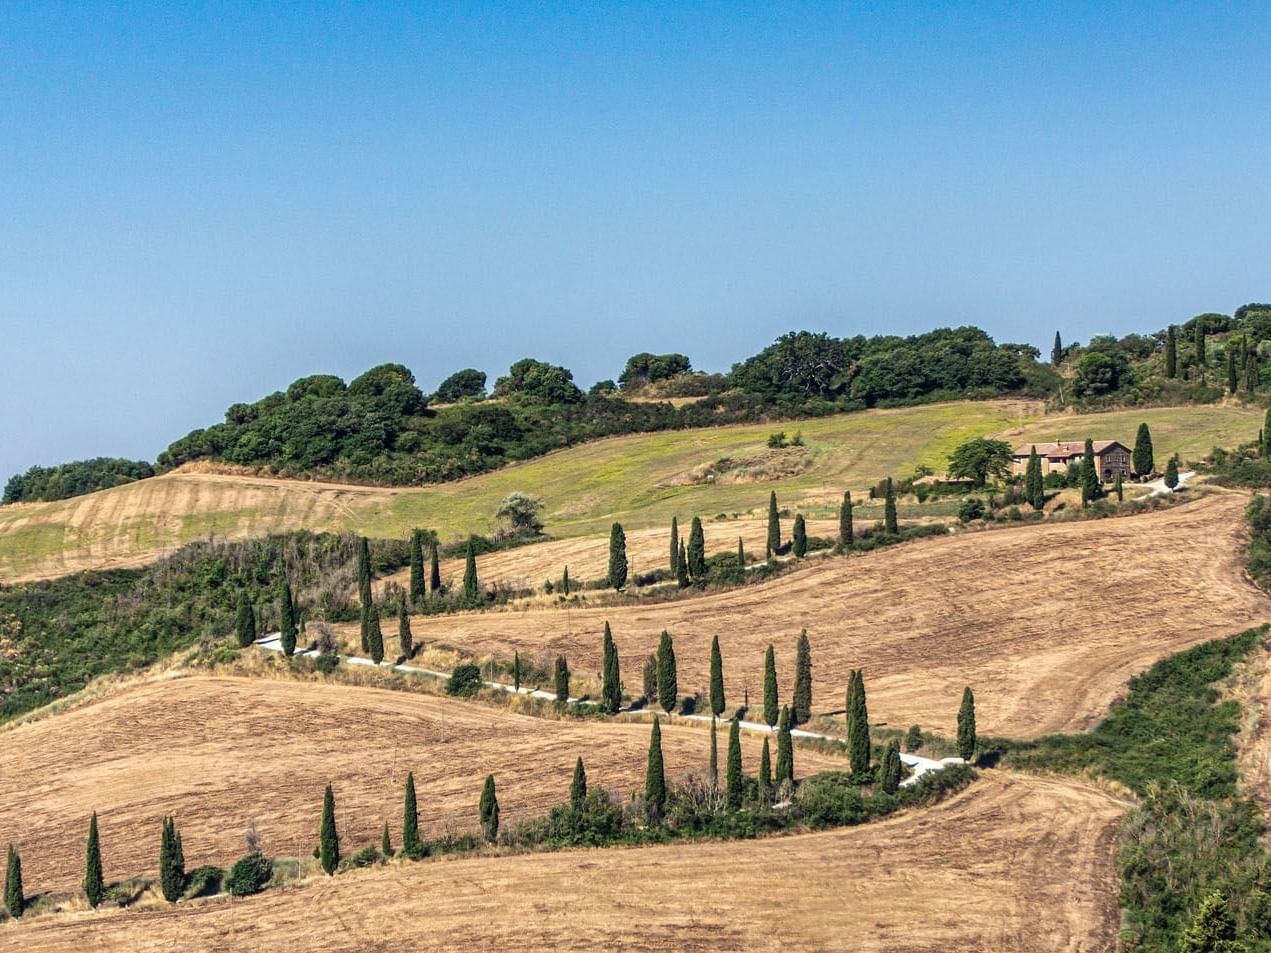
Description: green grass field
0,399,1262,581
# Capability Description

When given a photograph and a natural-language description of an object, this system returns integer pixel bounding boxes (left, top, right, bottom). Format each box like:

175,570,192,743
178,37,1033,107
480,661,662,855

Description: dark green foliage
956,496,985,522
159,815,185,903
561,565,570,595
398,598,412,659
946,437,1013,486
1080,437,1099,505
792,629,812,727
776,706,794,784
571,757,587,810
181,865,224,900
83,811,104,908
879,740,902,794
357,536,372,608
759,737,772,801
512,651,522,692
847,669,871,775
1052,331,1063,366
447,662,483,696
462,538,480,602
956,687,976,761
377,822,390,858
839,490,854,546
1178,890,1248,953
409,530,426,603
645,718,666,821
709,717,718,788
1114,471,1124,501
279,579,297,656
434,367,487,402
5,845,23,919
725,718,743,810
429,541,441,592
792,514,807,557
1026,446,1045,510
1264,410,1271,457
1165,455,1180,490
359,603,371,653
1246,352,1257,394
402,772,422,859
656,630,677,713
687,517,706,578
1228,348,1239,394
319,784,339,875
1133,422,1154,477
235,591,256,647
226,852,272,896
608,523,628,590
676,541,690,588
479,775,500,842
2,457,154,504
669,517,679,575
367,605,384,664
709,635,725,717
1166,325,1177,378
601,623,621,713
737,536,745,570
763,644,778,727
553,654,570,701
642,653,656,701
905,725,923,752
884,477,898,534
619,352,692,389
766,491,780,557
493,358,582,403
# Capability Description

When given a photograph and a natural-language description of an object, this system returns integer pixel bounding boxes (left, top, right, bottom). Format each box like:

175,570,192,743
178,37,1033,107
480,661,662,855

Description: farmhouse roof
1011,440,1128,458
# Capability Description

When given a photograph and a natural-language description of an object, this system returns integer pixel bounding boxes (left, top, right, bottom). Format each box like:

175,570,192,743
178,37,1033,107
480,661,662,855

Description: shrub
447,663,483,696
182,865,224,899
957,497,985,522
339,845,381,871
225,852,272,897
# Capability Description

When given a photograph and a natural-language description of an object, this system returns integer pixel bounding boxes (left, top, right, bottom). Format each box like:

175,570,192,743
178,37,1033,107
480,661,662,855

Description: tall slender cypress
758,737,772,802
360,601,371,653
398,598,413,659
957,687,977,762
602,622,622,713
513,651,523,692
645,717,666,822
775,706,794,784
409,530,426,603
1080,437,1098,505
367,605,384,664
792,629,812,726
5,844,24,919
235,591,256,647
884,477,898,534
462,538,480,602
279,579,297,656
766,491,781,557
608,522,628,589
709,635,725,717
1227,348,1238,393
792,514,807,557
847,669,871,775
319,784,339,875
402,772,421,858
1164,455,1180,490
429,541,441,593
737,536,745,570
725,718,743,810
708,716,719,789
676,541,690,588
656,630,677,713
1027,446,1044,510
839,490,854,548
1114,471,1124,501
561,565,570,596
570,757,587,810
687,516,706,578
669,516,680,575
479,775,499,842
83,812,104,908
357,536,372,608
1051,331,1062,366
642,653,657,702
381,823,392,858
1133,423,1154,478
1165,325,1177,378
763,644,779,727
159,815,184,902
1264,409,1271,457
1247,351,1258,393
553,654,570,702
1195,321,1207,371
879,740,902,794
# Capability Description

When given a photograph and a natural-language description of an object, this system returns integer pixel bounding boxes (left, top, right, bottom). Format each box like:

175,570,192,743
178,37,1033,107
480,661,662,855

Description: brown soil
396,493,1271,739
5,772,1126,952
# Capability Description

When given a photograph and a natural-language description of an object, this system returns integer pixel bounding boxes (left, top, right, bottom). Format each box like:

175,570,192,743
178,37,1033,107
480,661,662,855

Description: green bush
182,865,224,899
446,662,483,696
225,853,272,897
339,845,381,870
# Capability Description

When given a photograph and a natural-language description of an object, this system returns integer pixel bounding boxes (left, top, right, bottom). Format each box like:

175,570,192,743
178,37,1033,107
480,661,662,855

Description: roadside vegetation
2,457,155,504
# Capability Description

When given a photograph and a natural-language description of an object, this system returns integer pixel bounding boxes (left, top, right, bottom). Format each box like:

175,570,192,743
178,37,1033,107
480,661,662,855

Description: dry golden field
4,772,1126,952
397,492,1271,739
0,676,843,894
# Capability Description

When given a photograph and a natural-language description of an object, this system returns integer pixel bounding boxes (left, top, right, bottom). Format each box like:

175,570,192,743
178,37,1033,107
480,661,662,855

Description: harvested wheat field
403,493,1271,739
5,772,1125,952
0,676,843,893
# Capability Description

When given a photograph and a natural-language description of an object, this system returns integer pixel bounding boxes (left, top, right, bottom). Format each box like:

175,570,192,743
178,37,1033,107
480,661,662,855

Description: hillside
397,492,1271,739
1,400,1261,583
4,772,1123,952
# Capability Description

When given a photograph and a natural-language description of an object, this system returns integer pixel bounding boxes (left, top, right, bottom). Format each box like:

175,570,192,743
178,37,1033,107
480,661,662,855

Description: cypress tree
792,629,812,726
847,669,871,775
159,815,184,902
1264,409,1271,457
645,717,666,822
758,737,772,802
1051,331,1062,366
669,516,679,575
608,522,628,590
83,811,104,908
5,844,24,919
1165,325,1177,378
601,622,621,713
360,601,371,653
1080,437,1099,506
479,775,499,843
561,565,570,596
1133,422,1154,478
570,757,587,810
319,784,339,875
1026,446,1044,510
1114,471,1124,502
676,541,690,588
656,630,677,713
642,653,657,702
409,530,426,604
279,579,297,656
725,718,743,810
553,654,570,702
1165,455,1180,490
687,516,706,578
367,605,384,664
775,706,794,784
708,716,718,789
839,490,854,547
763,644,778,727
1247,351,1258,393
357,536,372,609
402,772,421,859
884,477,898,534
512,651,522,691
879,739,902,794
957,687,977,762
737,536,745,570
1195,321,1207,369
766,491,780,557
397,598,413,659
235,591,256,647
462,539,480,602
381,822,392,858
792,514,807,557
1227,347,1238,393
429,541,441,593
709,635,725,717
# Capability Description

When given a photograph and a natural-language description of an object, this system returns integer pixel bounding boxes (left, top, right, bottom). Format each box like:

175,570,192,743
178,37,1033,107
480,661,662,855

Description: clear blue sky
3,2,1269,480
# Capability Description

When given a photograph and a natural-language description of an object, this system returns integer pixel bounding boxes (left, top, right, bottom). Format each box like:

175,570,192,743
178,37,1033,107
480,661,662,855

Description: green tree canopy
946,437,1013,487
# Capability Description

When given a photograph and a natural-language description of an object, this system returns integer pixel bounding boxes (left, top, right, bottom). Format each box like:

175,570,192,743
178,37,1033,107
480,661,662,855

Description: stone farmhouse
1010,440,1132,481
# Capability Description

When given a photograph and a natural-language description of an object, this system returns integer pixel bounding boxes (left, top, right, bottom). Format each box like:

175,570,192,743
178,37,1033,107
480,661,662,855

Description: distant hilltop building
1011,440,1131,481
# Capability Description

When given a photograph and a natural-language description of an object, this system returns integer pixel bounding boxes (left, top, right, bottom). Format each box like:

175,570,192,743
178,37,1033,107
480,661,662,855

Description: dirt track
0,676,843,893
401,493,1271,739
5,772,1126,952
